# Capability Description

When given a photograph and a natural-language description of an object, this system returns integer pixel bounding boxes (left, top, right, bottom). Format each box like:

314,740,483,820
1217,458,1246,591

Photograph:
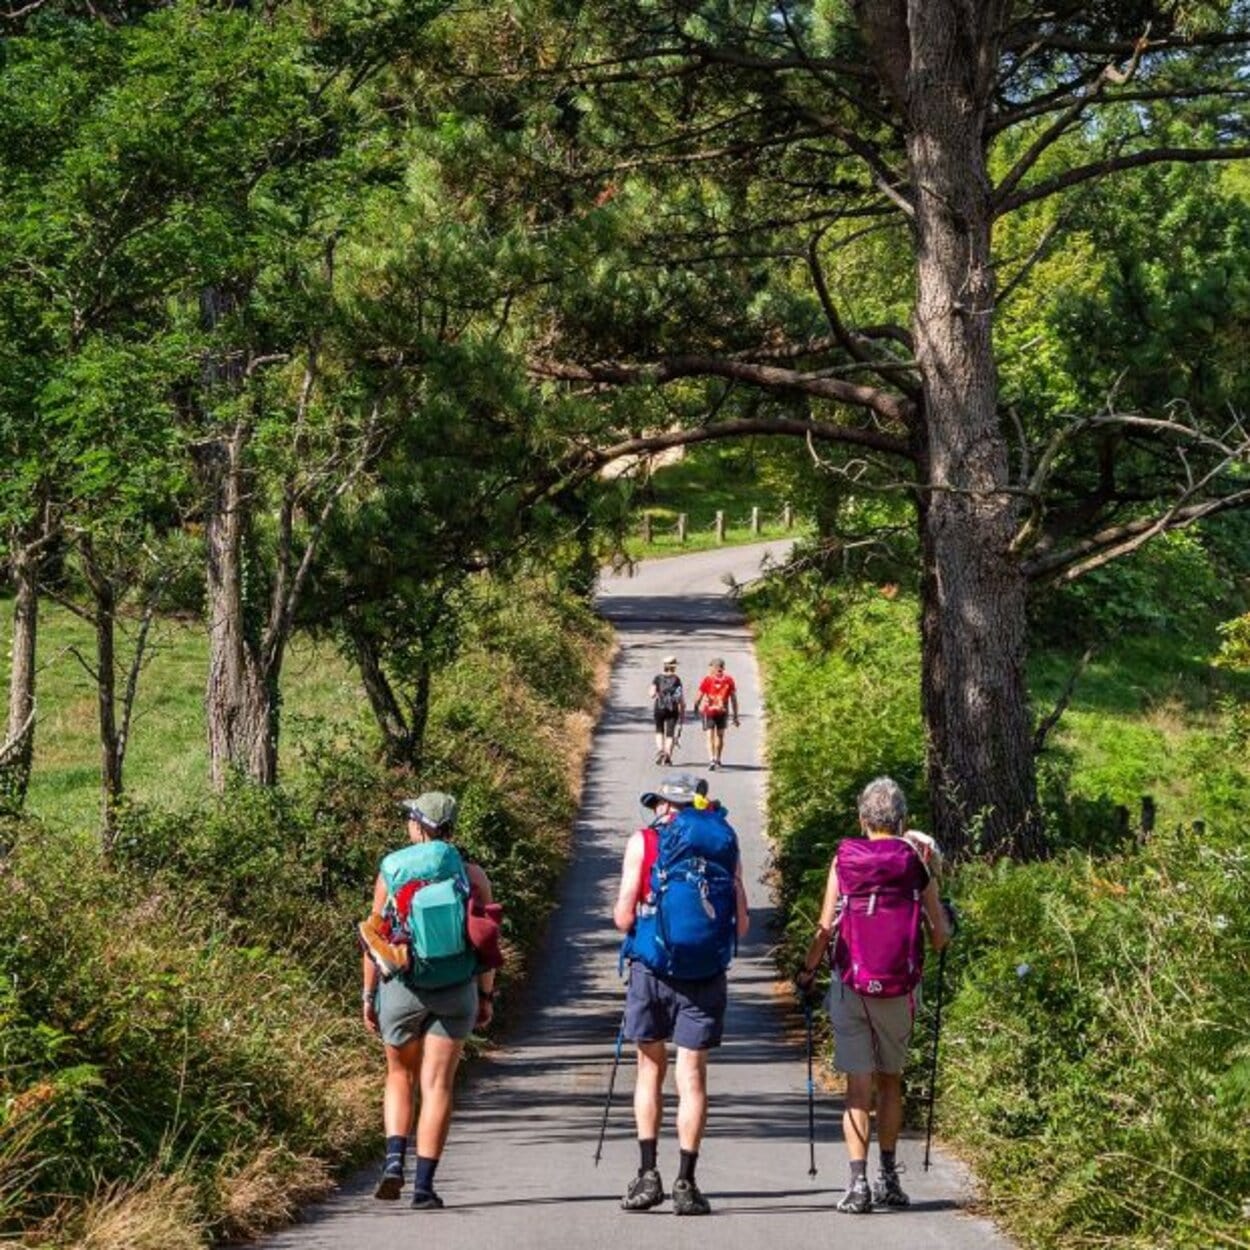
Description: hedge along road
263,541,1013,1250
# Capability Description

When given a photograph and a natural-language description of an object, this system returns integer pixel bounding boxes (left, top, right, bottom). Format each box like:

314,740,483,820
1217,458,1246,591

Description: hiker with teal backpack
795,777,951,1215
358,792,500,1210
612,773,750,1216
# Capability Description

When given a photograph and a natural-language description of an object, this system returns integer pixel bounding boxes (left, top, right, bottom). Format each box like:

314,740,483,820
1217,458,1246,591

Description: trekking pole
804,997,818,1178
922,945,948,1173
593,1015,626,1167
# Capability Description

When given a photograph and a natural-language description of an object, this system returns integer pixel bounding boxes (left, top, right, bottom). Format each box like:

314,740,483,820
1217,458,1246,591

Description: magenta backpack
830,837,928,997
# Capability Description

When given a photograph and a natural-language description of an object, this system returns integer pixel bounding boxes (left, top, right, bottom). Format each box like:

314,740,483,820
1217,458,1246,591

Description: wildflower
1016,963,1031,979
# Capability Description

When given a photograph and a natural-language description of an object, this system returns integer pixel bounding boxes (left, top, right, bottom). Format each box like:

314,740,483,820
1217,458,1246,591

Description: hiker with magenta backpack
612,773,750,1216
649,655,685,766
795,777,952,1215
358,792,502,1210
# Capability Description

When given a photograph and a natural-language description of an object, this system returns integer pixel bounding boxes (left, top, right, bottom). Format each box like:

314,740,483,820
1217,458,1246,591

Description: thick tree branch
1023,488,1250,583
997,146,1250,216
531,355,916,428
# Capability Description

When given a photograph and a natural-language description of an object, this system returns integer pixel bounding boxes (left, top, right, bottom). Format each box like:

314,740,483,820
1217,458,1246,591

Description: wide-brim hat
663,655,678,666
640,772,700,809
400,791,458,831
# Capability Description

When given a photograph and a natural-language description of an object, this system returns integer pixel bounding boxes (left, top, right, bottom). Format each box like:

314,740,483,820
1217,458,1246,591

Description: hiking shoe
357,914,409,979
872,1169,910,1208
621,1168,665,1211
410,1188,444,1210
672,1178,711,1216
836,1178,873,1214
655,750,665,765
374,1159,404,1201
707,760,717,771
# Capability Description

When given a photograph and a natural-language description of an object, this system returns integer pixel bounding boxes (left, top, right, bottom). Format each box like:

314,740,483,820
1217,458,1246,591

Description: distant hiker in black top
649,656,685,766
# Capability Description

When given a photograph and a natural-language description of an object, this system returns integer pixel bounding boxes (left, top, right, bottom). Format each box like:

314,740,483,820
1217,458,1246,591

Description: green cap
400,791,458,831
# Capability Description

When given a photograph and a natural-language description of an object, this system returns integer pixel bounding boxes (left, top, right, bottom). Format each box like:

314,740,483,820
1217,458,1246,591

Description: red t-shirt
698,673,736,714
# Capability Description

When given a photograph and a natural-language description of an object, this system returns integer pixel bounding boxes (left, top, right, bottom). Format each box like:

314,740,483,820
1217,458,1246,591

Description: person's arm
466,862,497,1025
734,857,750,938
613,831,646,933
692,680,704,715
921,878,951,951
362,873,388,1033
796,859,840,989
649,678,659,703
729,679,740,726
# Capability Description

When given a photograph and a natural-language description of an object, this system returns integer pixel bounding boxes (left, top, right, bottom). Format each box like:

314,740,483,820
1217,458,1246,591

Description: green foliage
754,570,1250,1250
941,834,1250,1248
0,576,609,1245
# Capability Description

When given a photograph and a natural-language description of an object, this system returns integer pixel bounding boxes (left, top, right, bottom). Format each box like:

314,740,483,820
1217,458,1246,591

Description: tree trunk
198,424,277,788
905,3,1045,859
3,531,41,812
350,622,425,769
87,554,123,845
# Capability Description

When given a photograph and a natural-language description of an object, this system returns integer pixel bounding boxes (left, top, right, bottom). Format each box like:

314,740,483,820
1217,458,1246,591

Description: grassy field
622,442,811,558
1,602,365,833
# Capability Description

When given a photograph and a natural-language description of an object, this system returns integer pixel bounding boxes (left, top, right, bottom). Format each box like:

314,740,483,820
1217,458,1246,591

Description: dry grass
63,1173,205,1250
216,1147,334,1242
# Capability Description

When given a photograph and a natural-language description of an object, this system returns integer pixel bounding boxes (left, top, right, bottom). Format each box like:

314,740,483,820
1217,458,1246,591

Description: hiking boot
374,1158,404,1201
872,1169,910,1208
410,1188,445,1210
672,1178,711,1216
835,1178,873,1214
621,1168,665,1211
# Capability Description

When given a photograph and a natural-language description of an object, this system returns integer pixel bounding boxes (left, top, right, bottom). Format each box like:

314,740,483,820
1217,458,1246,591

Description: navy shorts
624,963,728,1051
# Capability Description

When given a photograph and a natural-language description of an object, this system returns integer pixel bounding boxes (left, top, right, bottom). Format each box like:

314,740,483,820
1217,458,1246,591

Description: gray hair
857,776,907,833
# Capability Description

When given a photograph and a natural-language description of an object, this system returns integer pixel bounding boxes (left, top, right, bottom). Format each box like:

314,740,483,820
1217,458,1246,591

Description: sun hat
640,772,701,809
663,655,678,666
400,791,458,831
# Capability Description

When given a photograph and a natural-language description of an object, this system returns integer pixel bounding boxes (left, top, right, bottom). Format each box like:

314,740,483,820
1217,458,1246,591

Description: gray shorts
826,982,917,1075
624,962,727,1051
376,976,478,1047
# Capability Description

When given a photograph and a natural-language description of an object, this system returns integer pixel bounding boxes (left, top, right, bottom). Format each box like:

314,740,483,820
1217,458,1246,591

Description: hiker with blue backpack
612,772,750,1216
795,777,952,1215
358,792,501,1210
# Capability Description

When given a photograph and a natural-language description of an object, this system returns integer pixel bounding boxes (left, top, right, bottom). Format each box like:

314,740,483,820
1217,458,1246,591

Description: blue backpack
623,806,740,980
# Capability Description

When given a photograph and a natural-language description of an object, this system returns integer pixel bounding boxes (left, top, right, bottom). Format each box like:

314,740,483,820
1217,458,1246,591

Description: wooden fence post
783,503,793,530
677,513,687,544
714,511,725,543
750,505,760,535
641,514,652,545
1140,795,1156,841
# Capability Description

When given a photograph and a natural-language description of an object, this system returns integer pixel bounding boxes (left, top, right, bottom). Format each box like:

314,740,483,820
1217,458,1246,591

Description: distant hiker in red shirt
795,777,951,1215
692,658,739,771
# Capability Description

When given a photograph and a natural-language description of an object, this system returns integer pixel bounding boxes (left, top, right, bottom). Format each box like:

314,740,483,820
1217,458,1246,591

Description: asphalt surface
263,542,1013,1250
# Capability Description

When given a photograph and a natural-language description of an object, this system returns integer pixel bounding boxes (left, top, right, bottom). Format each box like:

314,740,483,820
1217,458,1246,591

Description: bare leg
384,1040,421,1139
674,1047,709,1151
876,1072,903,1153
843,1071,874,1163
634,1040,667,1140
416,1033,466,1159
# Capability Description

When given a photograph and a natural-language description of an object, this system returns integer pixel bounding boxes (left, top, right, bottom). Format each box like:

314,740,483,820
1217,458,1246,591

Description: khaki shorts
376,976,478,1047
826,982,916,1075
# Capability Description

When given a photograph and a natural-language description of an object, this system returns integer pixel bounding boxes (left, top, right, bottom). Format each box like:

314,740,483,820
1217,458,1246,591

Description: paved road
264,543,1012,1250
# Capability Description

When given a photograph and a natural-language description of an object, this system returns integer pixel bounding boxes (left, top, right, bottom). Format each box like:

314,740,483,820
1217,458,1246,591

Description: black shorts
653,709,679,734
701,711,728,731
623,962,727,1050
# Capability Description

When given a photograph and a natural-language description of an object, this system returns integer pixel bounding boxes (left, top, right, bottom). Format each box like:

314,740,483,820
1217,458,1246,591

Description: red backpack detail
830,837,928,997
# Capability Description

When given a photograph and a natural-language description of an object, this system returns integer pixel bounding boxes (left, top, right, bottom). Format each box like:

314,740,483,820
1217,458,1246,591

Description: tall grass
1,577,611,1248
750,576,1250,1250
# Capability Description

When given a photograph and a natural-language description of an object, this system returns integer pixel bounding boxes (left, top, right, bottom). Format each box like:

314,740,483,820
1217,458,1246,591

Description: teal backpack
379,841,478,989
